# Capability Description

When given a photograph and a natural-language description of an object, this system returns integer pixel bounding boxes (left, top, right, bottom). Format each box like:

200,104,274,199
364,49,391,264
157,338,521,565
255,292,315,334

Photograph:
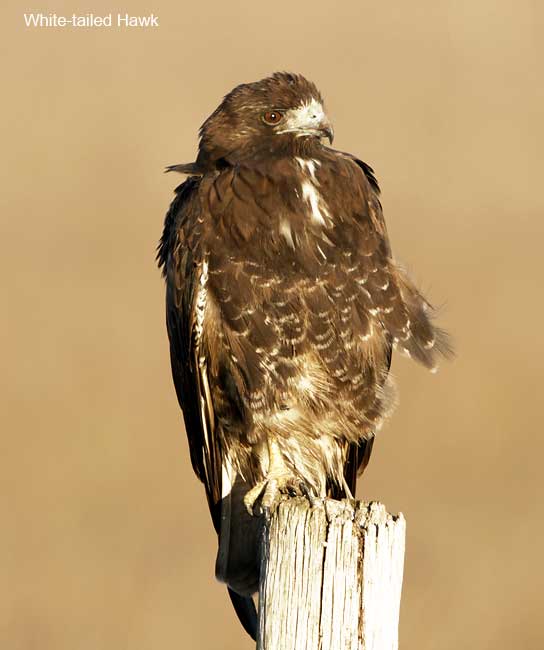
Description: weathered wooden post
257,497,406,650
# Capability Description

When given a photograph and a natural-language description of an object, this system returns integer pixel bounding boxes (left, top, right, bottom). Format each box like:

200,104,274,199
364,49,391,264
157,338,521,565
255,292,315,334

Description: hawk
158,72,450,639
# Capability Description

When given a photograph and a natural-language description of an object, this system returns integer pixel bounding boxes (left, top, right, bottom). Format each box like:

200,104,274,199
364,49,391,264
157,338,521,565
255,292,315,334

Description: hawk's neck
198,135,327,171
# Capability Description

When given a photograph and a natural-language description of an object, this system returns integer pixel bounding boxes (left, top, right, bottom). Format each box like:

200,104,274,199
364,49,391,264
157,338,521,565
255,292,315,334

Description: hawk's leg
243,438,311,515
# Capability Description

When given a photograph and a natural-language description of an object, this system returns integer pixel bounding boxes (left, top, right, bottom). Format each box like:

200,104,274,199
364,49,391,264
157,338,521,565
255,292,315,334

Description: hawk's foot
243,437,316,516
243,474,313,516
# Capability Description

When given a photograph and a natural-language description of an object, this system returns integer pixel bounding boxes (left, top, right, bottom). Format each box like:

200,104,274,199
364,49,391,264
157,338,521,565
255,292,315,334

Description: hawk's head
196,72,333,168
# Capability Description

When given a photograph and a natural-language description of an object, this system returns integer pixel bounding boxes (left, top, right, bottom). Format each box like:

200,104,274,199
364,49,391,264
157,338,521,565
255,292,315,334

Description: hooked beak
319,122,334,145
283,120,334,144
276,100,335,145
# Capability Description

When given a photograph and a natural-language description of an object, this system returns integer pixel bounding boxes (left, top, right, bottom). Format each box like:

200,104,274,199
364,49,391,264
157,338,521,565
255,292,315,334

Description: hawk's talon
298,481,310,498
243,480,267,516
243,475,316,516
243,438,318,515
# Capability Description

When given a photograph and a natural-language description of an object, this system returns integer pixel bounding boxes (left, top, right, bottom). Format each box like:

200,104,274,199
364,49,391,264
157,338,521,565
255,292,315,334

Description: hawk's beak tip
322,126,334,145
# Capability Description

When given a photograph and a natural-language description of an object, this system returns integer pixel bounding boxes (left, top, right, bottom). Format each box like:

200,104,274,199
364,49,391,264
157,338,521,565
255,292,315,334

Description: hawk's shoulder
157,175,201,276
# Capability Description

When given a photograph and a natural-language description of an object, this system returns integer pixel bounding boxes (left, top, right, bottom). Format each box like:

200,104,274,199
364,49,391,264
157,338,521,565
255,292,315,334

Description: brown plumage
158,72,450,639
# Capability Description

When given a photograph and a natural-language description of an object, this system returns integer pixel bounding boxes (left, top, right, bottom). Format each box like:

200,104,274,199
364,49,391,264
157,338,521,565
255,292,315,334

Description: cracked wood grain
258,498,406,650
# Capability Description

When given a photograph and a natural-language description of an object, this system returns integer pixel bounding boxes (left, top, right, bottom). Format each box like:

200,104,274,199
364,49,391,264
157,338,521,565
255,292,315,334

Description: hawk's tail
215,472,262,640
227,588,258,641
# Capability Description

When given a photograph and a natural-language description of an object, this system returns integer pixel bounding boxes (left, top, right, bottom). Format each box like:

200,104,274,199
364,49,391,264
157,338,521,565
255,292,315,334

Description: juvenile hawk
158,72,449,639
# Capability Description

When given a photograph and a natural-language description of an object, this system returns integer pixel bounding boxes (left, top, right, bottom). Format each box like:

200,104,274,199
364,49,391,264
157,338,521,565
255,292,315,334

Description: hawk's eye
262,111,283,125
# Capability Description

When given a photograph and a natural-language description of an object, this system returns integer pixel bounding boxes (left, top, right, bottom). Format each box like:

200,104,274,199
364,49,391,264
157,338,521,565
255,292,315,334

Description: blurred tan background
1,0,542,648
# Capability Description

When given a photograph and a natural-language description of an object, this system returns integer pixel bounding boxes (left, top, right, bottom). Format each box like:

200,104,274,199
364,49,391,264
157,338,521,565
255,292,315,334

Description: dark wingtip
227,588,258,641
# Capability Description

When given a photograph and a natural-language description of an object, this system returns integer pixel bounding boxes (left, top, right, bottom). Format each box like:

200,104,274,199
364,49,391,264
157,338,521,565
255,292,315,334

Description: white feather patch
296,157,319,181
221,456,234,499
279,217,295,248
194,259,209,342
302,180,330,225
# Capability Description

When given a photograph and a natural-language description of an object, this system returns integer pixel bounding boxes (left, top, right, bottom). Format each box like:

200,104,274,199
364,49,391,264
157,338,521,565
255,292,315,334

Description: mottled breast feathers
159,144,449,509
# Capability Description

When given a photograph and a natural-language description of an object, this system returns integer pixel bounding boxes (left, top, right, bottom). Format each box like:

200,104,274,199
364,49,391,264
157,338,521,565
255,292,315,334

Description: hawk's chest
275,156,361,288
293,157,333,225
204,155,360,310
274,156,337,251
